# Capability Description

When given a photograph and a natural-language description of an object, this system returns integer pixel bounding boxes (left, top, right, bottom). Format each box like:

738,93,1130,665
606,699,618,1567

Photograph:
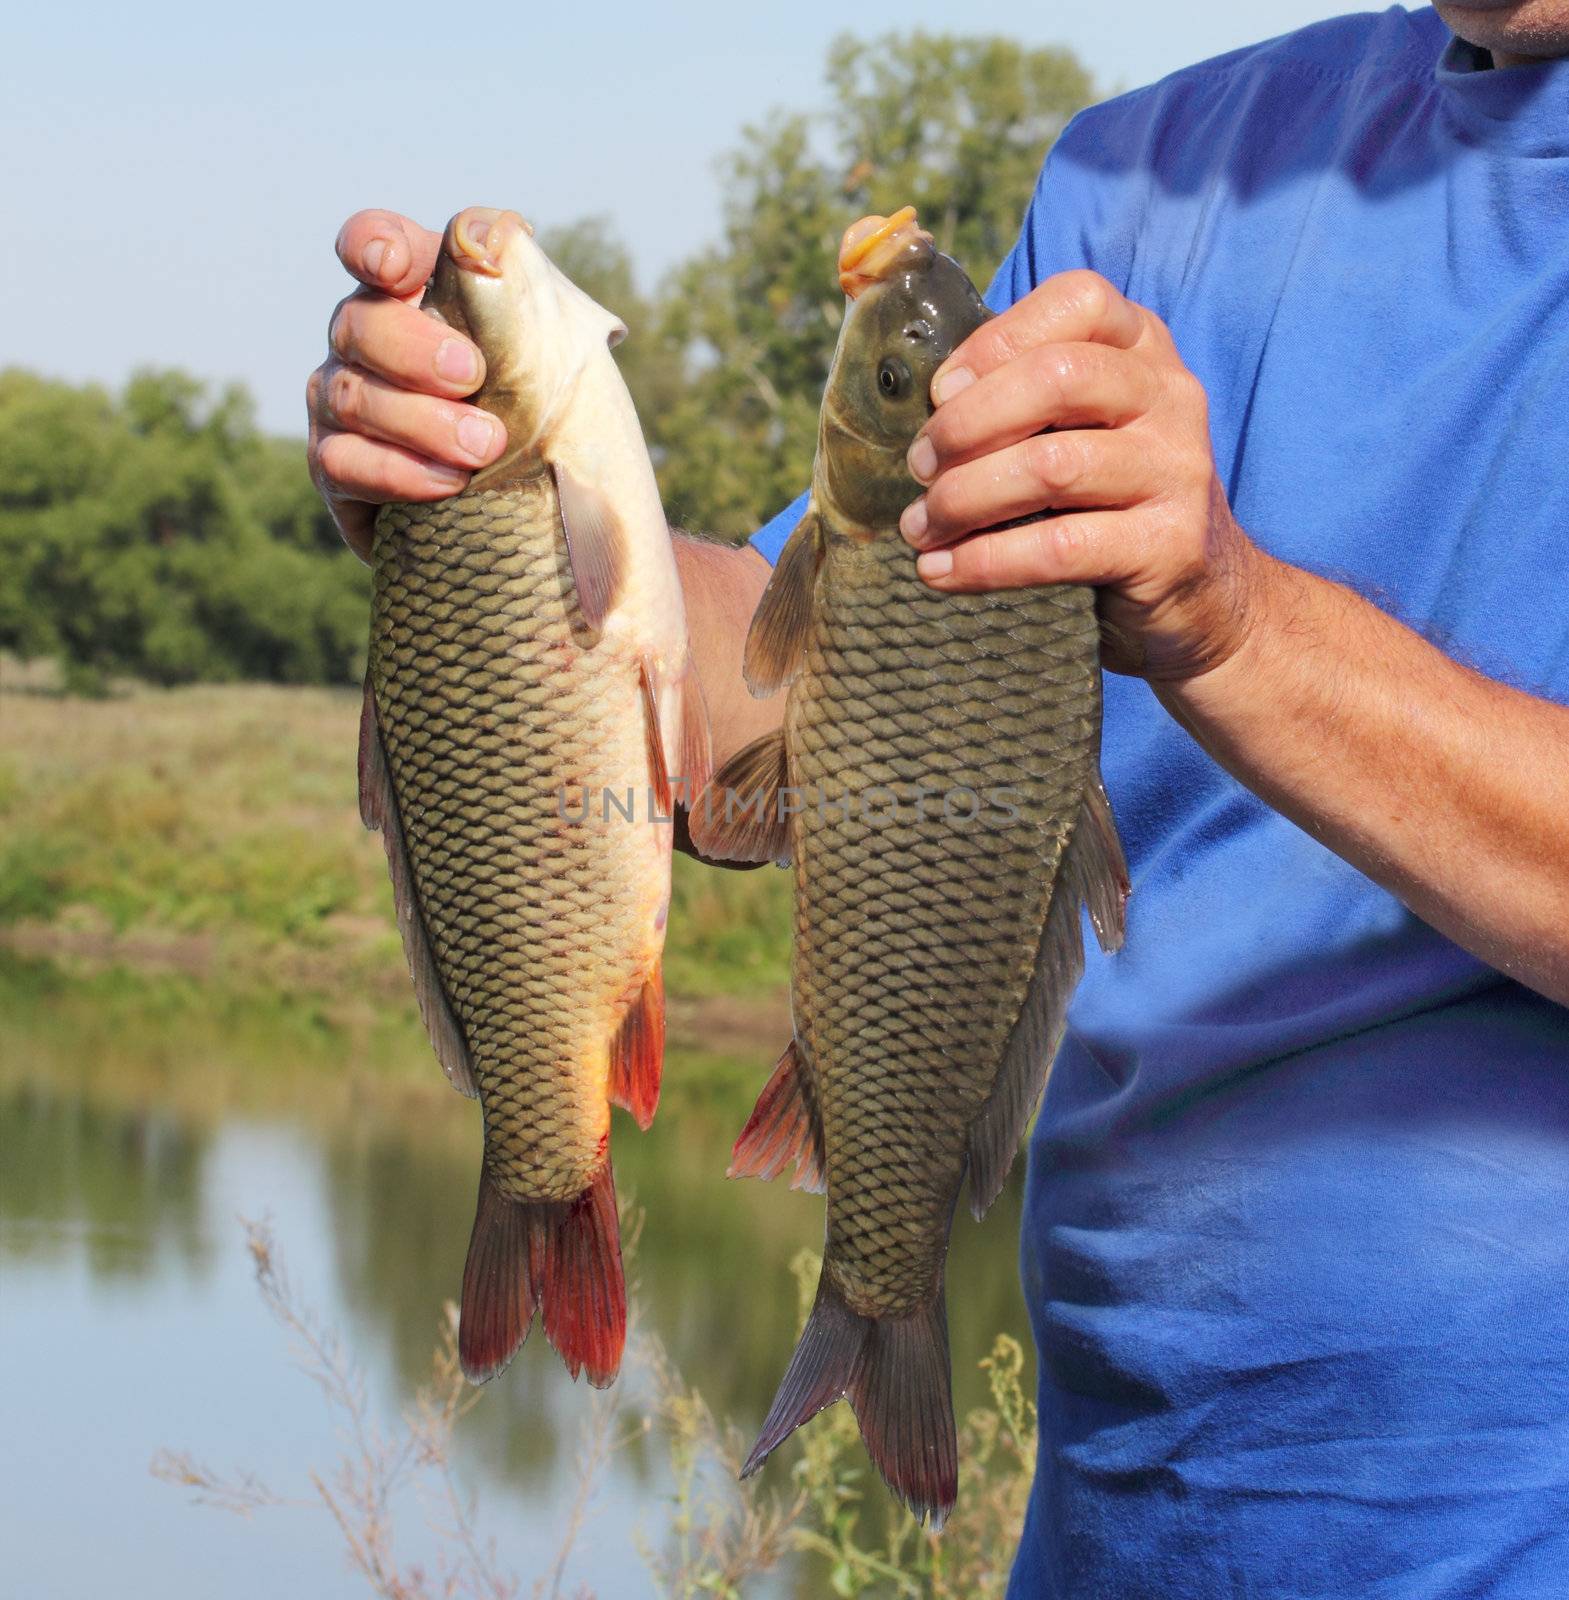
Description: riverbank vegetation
0,33,1094,692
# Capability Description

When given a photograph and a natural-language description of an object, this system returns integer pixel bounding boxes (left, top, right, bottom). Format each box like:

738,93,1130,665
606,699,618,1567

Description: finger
914,511,1135,593
310,361,505,471
902,430,1160,550
934,270,1146,398
313,428,471,508
329,290,484,398
908,342,1158,483
335,210,444,299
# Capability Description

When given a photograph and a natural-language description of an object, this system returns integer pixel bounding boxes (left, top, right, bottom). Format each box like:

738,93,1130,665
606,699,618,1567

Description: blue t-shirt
751,7,1569,1594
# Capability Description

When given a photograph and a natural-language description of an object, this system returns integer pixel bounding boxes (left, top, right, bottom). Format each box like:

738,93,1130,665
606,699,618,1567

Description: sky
4,0,1374,433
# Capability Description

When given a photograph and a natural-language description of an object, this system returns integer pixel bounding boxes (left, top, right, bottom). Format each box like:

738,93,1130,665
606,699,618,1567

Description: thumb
335,210,444,301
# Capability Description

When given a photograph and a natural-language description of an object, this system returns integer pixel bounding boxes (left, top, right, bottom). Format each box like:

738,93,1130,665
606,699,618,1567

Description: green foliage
3,32,1094,683
649,31,1095,538
0,367,366,688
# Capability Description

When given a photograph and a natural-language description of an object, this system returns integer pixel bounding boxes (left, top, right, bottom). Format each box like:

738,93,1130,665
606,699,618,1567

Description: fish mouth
446,206,536,277
838,207,933,298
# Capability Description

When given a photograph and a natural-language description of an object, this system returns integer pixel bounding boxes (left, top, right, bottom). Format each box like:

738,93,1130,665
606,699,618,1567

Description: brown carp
361,207,710,1389
692,208,1127,1524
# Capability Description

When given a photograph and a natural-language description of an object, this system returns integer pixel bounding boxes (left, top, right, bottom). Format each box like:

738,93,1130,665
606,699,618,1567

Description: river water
0,958,1032,1598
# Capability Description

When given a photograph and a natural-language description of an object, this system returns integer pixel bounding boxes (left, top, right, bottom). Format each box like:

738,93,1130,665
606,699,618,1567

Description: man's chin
1434,1,1569,62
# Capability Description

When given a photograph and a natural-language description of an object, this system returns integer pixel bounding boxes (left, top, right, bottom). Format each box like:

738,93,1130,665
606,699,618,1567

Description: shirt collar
1436,32,1569,156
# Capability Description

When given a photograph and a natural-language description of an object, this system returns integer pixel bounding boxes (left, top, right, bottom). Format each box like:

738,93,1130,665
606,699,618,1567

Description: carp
694,208,1126,1523
361,207,709,1388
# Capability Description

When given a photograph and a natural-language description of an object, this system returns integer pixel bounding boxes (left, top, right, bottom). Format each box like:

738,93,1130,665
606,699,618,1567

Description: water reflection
0,955,1034,1592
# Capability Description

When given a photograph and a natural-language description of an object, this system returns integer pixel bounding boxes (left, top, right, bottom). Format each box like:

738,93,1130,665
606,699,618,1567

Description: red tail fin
609,966,664,1131
459,1163,626,1389
741,1267,957,1528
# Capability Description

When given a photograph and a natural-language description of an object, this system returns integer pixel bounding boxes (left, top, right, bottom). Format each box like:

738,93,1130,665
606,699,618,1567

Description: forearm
1158,547,1569,1004
673,533,779,769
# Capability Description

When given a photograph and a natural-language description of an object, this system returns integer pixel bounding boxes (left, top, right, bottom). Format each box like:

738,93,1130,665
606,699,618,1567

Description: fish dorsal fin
743,509,824,698
552,461,627,632
964,777,1128,1218
358,678,478,1099
689,729,793,866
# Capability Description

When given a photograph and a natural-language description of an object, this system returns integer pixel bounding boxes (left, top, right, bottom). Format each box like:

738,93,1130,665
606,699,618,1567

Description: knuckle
1024,434,1083,494
305,367,326,417
1061,269,1112,323
1049,517,1087,568
326,366,362,429
328,295,358,360
315,430,354,487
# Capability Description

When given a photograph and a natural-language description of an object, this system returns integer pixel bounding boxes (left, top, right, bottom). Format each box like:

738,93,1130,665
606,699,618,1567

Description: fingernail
918,549,953,581
363,238,390,278
933,366,974,405
907,435,937,484
900,497,928,544
458,413,499,460
436,338,481,386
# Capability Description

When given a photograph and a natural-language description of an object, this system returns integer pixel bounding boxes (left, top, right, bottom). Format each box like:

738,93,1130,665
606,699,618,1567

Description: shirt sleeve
749,105,1144,566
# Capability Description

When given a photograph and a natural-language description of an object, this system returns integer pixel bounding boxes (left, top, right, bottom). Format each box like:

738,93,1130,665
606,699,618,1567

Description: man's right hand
306,210,508,561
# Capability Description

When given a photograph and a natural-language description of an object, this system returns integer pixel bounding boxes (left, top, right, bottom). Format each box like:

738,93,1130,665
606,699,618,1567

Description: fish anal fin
552,461,627,632
965,774,1128,1218
689,729,792,866
359,678,478,1099
609,964,664,1131
742,509,823,698
742,1268,957,1531
728,1039,825,1193
459,1163,627,1389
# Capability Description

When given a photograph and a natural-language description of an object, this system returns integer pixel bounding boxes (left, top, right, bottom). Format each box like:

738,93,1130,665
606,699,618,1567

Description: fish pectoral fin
358,677,479,1100
688,729,793,866
728,1038,825,1193
743,507,824,698
639,656,714,815
551,460,627,632
1081,775,1130,955
742,1268,957,1531
609,963,665,1132
964,774,1130,1218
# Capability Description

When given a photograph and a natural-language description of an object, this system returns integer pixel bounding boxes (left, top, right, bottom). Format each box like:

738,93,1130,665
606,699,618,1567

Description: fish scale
790,536,1100,1316
371,480,659,1204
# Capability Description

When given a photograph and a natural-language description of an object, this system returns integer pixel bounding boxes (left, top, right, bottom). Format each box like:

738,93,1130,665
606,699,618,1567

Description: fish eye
877,357,912,400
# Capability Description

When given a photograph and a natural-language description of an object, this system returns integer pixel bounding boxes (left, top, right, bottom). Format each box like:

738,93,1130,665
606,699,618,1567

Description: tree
649,32,1096,539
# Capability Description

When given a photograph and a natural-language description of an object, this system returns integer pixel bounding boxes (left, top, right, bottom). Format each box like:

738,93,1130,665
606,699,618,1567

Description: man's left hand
901,269,1265,681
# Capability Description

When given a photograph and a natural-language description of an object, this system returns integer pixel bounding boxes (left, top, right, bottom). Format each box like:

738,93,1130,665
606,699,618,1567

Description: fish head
818,208,991,535
423,207,628,457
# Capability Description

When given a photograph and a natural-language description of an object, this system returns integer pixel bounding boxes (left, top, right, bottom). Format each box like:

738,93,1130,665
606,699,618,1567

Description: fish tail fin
742,1268,957,1529
459,1163,626,1389
538,1162,626,1388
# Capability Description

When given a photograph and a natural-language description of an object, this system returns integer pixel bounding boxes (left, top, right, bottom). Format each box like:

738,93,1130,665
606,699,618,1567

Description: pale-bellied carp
692,208,1127,1523
361,207,710,1388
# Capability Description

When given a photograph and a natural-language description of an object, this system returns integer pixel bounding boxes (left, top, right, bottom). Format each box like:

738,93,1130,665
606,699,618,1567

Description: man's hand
900,269,1262,680
306,210,508,560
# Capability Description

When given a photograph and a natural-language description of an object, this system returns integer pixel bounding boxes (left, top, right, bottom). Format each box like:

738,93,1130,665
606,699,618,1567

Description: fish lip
446,207,535,277
838,207,933,297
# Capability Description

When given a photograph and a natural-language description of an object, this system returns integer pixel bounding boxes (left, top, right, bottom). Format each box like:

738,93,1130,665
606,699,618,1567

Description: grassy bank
0,675,792,1024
